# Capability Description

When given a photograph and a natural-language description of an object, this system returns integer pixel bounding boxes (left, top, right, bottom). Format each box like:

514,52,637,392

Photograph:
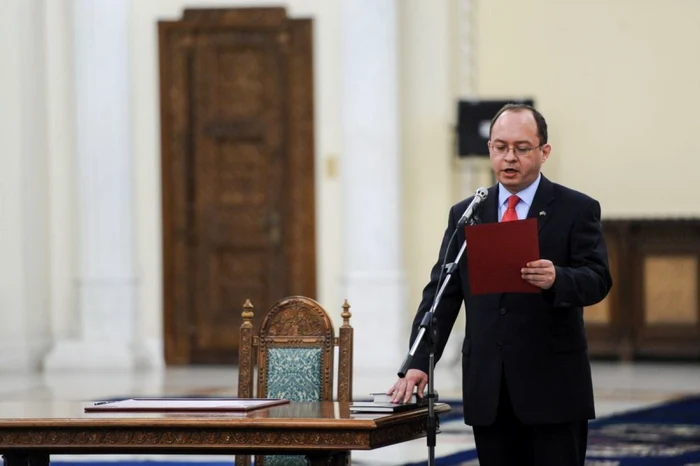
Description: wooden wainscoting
585,219,700,360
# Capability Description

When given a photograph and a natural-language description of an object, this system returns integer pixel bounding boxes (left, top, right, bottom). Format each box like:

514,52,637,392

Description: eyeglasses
490,143,543,157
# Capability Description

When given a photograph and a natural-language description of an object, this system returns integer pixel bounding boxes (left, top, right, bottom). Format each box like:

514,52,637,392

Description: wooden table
0,401,450,466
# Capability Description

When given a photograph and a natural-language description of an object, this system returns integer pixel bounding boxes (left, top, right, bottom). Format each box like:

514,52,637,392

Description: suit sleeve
408,206,465,374
549,199,613,307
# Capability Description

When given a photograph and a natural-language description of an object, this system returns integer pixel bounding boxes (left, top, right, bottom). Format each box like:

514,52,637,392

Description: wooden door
159,8,315,364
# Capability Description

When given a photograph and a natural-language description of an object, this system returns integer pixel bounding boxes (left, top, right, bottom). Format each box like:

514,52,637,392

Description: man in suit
388,104,612,465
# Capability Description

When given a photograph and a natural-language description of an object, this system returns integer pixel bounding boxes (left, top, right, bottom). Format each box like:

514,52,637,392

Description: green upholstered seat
236,296,353,466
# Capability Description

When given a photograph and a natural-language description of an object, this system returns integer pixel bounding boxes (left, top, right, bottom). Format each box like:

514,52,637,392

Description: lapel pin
539,211,547,216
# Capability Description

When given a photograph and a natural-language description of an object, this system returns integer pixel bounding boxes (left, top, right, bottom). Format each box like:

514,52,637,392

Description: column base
44,339,138,372
41,358,165,400
0,341,49,372
133,337,165,370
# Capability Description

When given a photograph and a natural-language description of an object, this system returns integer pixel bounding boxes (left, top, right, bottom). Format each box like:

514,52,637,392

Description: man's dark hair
489,103,548,145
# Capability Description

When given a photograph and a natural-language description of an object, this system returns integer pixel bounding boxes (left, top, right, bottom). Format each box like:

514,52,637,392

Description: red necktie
501,195,520,222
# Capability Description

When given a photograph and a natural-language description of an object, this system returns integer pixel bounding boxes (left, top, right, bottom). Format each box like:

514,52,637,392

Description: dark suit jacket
408,175,612,426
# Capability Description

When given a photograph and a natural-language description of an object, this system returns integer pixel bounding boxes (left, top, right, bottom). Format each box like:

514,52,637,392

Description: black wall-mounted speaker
457,99,534,157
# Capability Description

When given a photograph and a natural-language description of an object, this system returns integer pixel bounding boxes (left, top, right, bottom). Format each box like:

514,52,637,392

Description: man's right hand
386,369,428,404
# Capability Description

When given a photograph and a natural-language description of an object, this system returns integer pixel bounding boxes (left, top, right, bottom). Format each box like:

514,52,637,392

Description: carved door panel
160,9,315,364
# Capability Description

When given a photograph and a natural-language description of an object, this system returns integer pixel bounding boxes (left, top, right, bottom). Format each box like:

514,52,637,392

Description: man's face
488,110,551,194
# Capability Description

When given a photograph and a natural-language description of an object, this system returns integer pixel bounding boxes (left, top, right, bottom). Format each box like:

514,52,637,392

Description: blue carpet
53,396,700,465
586,396,700,465
404,396,700,465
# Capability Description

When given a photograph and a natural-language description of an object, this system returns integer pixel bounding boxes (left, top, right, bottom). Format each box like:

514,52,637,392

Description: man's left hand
521,259,556,290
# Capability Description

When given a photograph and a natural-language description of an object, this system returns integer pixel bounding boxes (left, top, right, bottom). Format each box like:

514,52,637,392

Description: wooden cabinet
585,219,700,360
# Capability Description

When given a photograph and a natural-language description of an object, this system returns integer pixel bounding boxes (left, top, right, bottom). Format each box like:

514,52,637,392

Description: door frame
158,7,316,364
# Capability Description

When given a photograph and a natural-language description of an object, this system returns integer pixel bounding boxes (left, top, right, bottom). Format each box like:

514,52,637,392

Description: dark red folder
464,218,540,295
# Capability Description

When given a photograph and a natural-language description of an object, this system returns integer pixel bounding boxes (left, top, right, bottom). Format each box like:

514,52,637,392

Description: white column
45,0,138,371
398,0,468,377
44,0,79,367
453,0,493,198
340,0,406,371
0,0,51,372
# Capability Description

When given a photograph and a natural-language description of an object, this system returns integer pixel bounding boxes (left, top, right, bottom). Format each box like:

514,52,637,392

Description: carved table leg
3,453,50,466
234,455,250,466
306,451,350,466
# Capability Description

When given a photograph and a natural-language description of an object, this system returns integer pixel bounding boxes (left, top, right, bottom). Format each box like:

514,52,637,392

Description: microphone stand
397,217,474,466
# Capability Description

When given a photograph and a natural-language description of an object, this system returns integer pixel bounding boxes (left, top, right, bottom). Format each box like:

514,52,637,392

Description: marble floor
2,360,700,465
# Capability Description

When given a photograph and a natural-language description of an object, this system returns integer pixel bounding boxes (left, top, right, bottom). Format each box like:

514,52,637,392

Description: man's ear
541,143,552,162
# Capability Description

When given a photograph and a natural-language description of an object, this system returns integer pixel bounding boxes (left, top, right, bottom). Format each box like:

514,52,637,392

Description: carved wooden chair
236,296,354,466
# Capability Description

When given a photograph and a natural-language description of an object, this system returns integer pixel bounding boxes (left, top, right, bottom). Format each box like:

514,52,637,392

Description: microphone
457,187,488,227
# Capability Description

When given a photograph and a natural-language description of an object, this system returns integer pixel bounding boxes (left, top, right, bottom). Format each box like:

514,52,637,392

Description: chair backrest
238,296,353,403
236,296,353,466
